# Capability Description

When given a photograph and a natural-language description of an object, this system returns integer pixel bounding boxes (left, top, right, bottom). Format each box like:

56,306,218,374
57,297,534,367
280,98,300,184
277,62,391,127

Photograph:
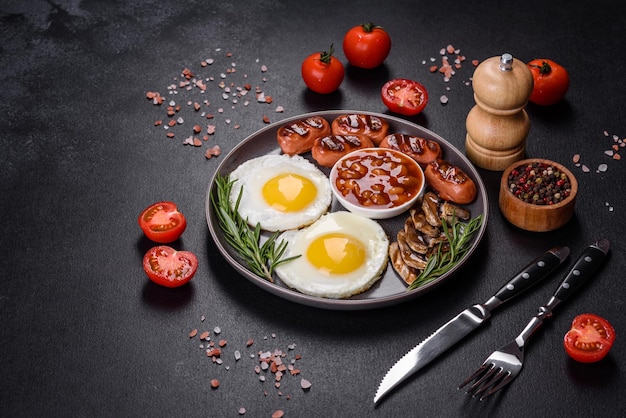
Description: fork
459,239,610,401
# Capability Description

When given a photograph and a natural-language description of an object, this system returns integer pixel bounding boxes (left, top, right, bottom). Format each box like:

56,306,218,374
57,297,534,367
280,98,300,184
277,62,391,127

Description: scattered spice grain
146,50,285,158
300,379,312,391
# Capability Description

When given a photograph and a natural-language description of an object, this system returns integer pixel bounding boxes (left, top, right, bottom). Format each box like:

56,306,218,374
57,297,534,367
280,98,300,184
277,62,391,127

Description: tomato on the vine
381,78,428,116
343,22,391,69
143,246,198,288
301,44,345,94
527,59,570,106
138,201,187,243
563,313,615,363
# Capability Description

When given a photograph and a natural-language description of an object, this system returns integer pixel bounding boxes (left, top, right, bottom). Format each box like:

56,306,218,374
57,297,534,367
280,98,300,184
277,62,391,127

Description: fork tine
458,363,489,389
470,367,506,398
461,362,499,395
478,371,515,401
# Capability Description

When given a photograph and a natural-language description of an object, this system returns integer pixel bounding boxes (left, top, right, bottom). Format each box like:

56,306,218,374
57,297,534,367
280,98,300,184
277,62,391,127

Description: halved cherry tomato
564,313,615,363
343,22,391,69
138,201,187,243
527,59,570,106
381,78,428,116
301,44,345,94
143,246,198,288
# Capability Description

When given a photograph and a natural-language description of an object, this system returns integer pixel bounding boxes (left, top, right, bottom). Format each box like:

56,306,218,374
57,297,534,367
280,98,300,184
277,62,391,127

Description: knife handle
552,238,610,302
488,246,570,307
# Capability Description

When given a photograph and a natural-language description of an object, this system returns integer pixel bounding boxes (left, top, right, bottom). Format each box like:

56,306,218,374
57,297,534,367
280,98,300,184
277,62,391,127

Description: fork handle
515,239,610,347
485,246,569,310
552,238,610,302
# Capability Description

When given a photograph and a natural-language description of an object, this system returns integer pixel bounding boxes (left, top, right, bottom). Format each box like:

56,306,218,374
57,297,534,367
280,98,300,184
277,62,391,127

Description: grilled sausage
311,134,374,168
379,133,442,167
331,114,389,145
276,116,331,155
424,159,477,204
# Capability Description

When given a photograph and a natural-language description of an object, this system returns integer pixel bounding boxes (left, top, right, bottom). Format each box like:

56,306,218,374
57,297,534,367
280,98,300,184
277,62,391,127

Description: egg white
229,154,332,231
274,211,389,298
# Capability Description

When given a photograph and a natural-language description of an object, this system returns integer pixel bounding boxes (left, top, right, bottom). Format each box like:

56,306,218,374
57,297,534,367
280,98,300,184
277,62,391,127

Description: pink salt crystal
204,145,221,159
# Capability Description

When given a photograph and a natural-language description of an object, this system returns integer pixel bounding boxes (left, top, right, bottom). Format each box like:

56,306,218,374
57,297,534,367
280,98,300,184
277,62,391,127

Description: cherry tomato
301,44,345,94
527,59,570,106
343,22,391,69
143,246,198,288
381,78,428,116
138,201,187,243
564,313,615,363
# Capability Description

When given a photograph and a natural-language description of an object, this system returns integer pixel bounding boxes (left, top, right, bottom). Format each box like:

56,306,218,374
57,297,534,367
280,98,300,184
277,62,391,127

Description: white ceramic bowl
329,148,426,219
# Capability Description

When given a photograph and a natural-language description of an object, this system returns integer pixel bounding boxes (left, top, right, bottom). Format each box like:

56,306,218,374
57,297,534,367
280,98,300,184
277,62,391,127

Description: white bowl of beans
330,148,426,219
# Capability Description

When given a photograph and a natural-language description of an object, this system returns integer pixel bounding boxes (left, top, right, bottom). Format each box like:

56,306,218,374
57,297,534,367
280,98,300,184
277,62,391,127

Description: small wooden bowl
499,158,578,232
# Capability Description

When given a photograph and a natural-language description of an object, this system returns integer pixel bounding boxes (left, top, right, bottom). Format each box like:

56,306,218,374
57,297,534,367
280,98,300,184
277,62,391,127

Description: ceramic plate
205,110,488,310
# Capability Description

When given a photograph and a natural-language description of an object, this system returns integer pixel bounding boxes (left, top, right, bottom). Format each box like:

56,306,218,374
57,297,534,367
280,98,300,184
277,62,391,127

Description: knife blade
374,246,570,405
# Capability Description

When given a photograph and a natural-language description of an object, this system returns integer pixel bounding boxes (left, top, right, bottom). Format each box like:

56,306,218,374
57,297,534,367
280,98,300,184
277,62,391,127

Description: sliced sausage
425,159,477,204
331,114,389,145
311,134,374,168
379,133,442,167
276,116,331,155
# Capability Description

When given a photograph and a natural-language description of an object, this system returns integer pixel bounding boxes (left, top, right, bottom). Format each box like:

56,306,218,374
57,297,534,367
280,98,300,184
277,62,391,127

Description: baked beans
333,149,424,208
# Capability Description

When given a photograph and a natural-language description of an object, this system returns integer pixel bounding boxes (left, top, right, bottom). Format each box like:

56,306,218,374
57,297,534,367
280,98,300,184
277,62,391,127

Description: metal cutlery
374,246,570,405
459,238,610,400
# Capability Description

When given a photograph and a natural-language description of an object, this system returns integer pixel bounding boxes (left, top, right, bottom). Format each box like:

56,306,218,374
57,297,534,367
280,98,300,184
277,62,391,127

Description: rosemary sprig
210,174,300,282
407,214,484,290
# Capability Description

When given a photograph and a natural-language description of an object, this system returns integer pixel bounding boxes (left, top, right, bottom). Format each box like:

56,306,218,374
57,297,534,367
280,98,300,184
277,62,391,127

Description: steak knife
374,246,570,405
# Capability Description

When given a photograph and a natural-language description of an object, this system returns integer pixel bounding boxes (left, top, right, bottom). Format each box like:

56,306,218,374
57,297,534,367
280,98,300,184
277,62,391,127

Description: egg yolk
306,233,366,275
262,173,317,212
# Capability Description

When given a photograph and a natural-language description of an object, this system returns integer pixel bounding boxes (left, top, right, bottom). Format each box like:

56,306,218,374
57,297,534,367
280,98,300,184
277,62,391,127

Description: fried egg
229,154,332,231
274,211,389,298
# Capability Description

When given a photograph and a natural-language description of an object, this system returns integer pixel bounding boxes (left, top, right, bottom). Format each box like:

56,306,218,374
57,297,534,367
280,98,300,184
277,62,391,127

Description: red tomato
143,246,198,288
564,313,615,363
381,78,428,116
301,45,345,94
138,201,187,243
343,22,391,69
527,59,570,106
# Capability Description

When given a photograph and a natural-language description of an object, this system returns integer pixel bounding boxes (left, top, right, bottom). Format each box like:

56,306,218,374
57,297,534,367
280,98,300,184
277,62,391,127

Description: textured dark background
1,0,624,416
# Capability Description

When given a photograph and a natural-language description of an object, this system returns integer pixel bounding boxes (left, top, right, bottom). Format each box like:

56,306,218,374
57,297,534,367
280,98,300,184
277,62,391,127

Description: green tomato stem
320,44,335,64
530,61,552,75
362,22,383,32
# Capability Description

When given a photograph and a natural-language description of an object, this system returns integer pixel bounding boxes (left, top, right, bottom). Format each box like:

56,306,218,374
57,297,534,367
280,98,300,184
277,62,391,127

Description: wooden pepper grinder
465,53,534,171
